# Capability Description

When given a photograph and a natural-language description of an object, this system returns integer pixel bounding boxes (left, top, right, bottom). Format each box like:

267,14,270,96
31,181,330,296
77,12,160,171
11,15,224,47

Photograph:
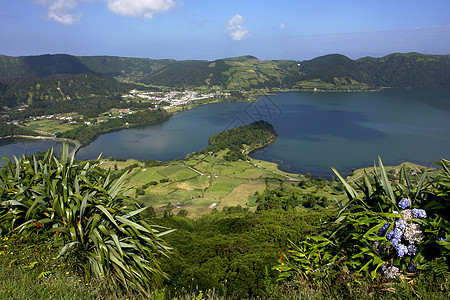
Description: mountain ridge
0,52,449,91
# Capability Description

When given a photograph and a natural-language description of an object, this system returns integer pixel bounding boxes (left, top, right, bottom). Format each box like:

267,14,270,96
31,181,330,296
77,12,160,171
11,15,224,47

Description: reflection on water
0,138,69,165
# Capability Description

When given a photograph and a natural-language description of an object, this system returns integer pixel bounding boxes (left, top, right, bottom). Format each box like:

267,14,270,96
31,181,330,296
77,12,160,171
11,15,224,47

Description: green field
108,149,349,217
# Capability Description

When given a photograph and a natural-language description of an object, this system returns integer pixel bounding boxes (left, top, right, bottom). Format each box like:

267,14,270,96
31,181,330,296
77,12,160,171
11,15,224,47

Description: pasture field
25,119,77,134
109,149,348,217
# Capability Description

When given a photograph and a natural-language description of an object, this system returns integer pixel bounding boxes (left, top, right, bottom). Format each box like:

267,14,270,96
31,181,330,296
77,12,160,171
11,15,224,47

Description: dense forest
0,72,134,105
153,204,335,299
202,120,278,161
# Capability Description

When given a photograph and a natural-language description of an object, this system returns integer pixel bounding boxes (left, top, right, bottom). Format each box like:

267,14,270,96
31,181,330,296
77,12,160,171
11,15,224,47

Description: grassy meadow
99,149,351,217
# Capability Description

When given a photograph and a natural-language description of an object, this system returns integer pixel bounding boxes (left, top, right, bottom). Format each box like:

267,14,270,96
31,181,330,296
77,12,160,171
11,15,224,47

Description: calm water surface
2,90,449,177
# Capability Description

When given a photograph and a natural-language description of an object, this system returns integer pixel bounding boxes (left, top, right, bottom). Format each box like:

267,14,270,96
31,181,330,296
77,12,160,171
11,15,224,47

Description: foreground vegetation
0,138,448,299
0,52,448,299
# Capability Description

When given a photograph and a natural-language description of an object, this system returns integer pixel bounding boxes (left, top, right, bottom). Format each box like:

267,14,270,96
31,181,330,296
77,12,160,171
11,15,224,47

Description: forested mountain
2,73,130,103
142,53,450,90
0,54,90,78
0,53,449,108
356,52,450,89
77,56,175,82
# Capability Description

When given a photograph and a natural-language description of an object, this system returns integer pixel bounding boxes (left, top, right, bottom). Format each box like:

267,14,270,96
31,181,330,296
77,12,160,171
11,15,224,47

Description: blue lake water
2,90,449,177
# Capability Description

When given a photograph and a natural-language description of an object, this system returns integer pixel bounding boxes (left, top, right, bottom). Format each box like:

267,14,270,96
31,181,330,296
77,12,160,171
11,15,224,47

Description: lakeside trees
206,120,278,161
58,108,170,145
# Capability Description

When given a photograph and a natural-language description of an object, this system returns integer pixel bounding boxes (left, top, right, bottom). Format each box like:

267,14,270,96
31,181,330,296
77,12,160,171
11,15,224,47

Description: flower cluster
381,264,400,280
412,208,427,218
378,197,428,280
398,197,411,209
33,221,44,228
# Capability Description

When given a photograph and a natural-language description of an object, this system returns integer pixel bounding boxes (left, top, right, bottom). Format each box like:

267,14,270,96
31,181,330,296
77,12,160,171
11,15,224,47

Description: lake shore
0,135,80,157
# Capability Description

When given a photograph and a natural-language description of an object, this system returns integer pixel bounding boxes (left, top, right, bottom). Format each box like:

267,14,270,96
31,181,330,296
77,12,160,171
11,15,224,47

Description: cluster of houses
9,89,232,129
122,89,230,107
30,114,77,124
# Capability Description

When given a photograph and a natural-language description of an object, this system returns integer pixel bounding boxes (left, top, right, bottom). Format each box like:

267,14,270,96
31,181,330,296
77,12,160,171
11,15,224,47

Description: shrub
276,158,449,285
0,144,173,294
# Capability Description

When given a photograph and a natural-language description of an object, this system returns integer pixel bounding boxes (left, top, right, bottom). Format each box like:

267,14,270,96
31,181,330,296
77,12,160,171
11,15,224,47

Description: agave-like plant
0,144,173,293
276,157,449,282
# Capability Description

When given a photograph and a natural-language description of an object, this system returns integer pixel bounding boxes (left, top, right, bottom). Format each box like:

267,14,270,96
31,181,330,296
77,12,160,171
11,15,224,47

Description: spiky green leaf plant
0,144,173,294
276,158,449,284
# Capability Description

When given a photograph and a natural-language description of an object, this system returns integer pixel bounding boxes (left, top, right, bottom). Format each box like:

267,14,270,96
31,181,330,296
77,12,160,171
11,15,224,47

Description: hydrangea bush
276,158,449,283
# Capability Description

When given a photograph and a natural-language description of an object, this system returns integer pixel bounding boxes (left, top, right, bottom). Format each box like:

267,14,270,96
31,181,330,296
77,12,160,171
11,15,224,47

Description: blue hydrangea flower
412,208,427,218
407,244,417,256
398,197,411,209
390,238,400,246
395,219,407,231
407,261,417,272
393,227,404,240
395,244,408,257
381,263,387,274
377,223,390,237
386,231,394,241
381,264,400,280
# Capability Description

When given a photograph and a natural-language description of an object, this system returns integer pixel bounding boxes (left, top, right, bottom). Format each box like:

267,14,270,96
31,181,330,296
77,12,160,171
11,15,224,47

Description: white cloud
226,14,250,41
279,22,286,29
38,0,88,25
106,0,178,18
37,0,179,24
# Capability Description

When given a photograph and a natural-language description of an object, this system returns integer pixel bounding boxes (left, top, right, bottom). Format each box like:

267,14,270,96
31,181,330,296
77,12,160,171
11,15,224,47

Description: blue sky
1,0,449,60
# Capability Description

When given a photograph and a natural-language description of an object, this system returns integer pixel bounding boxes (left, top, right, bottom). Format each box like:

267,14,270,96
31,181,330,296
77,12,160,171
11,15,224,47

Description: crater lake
2,89,449,177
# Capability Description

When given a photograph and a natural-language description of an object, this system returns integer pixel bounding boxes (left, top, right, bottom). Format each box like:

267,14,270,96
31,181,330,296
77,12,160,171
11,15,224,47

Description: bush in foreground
276,158,449,298
0,144,173,295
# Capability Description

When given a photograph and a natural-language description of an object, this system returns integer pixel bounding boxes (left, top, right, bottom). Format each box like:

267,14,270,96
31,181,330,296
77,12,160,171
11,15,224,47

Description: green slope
77,55,175,82
356,52,450,89
1,52,449,92
0,54,90,78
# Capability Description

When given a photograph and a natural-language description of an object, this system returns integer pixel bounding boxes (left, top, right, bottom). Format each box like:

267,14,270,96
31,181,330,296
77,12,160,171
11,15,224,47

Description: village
122,89,230,107
6,89,233,136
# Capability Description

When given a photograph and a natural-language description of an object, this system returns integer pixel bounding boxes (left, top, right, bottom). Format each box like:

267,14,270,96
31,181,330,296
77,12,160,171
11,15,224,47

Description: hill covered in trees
205,120,278,161
1,52,449,97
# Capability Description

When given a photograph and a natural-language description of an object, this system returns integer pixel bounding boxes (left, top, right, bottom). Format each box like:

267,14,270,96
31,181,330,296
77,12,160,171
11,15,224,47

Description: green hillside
0,54,90,78
77,56,175,82
1,52,449,98
356,52,450,89
144,52,450,90
144,55,296,90
3,73,130,103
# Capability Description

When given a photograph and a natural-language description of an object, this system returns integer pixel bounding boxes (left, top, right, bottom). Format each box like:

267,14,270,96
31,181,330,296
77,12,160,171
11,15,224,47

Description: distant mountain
0,54,90,78
3,73,130,103
145,56,298,89
76,56,175,82
144,53,450,90
356,52,450,89
0,54,164,112
0,52,449,94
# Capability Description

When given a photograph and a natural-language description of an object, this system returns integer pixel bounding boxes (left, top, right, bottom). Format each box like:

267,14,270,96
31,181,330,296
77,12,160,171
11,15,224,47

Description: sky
1,0,450,61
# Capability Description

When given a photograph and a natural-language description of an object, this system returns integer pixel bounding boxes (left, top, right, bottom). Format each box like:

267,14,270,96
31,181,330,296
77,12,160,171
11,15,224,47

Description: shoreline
0,135,80,157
